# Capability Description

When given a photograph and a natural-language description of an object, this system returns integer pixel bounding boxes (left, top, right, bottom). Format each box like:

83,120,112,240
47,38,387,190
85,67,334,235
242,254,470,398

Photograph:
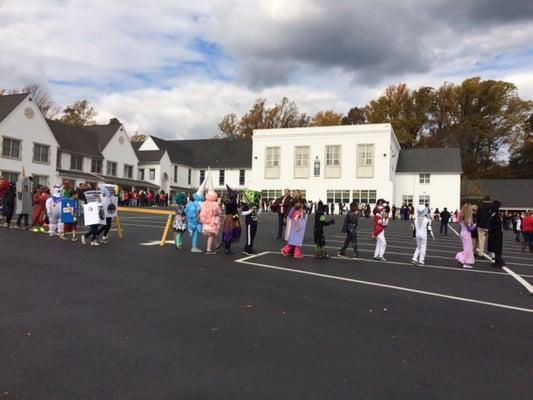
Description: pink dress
199,200,222,236
455,222,475,265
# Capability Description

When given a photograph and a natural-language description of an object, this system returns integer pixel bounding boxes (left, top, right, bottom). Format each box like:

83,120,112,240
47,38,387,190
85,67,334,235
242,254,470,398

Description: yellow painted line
117,207,176,216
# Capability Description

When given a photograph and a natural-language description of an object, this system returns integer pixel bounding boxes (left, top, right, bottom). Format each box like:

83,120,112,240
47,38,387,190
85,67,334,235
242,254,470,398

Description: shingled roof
463,179,533,209
396,148,462,173
0,93,28,124
84,122,120,150
135,136,252,168
47,119,102,157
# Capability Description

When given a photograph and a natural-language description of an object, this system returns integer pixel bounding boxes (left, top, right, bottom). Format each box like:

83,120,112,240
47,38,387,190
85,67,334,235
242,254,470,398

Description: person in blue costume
173,192,188,250
186,178,206,253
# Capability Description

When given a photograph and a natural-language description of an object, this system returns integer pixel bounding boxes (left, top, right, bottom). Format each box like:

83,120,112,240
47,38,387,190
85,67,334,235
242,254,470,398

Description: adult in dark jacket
487,200,505,268
476,196,492,259
272,189,292,240
439,208,451,234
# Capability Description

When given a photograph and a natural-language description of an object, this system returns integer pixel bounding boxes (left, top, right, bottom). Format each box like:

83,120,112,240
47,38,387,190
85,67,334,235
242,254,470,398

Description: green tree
60,99,98,127
341,107,366,125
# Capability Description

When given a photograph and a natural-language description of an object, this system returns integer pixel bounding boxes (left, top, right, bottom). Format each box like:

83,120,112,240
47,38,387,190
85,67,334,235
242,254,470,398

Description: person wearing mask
439,207,451,234
476,196,493,260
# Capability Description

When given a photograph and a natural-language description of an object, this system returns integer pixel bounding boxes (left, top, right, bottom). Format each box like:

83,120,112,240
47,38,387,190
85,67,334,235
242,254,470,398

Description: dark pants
97,217,112,237
17,214,29,227
5,210,14,224
84,224,100,241
493,253,506,267
522,232,533,251
244,222,258,252
277,213,284,239
339,232,358,255
440,221,448,234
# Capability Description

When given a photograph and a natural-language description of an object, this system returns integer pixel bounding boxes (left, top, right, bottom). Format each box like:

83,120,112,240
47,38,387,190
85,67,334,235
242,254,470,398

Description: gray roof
463,179,533,209
0,93,28,123
396,148,462,173
135,136,252,168
84,123,120,150
47,119,102,157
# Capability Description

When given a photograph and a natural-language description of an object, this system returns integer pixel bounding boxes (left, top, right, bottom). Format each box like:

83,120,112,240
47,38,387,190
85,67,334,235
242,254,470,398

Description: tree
215,97,310,139
7,82,60,118
130,132,146,143
341,107,366,125
59,100,98,127
311,110,343,126
509,142,533,178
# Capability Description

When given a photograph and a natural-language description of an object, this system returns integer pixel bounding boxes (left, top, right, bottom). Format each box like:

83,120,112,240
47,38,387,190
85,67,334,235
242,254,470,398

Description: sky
1,0,532,139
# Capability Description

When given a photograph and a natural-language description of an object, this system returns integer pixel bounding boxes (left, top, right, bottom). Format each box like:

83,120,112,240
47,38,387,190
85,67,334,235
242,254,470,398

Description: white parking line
503,266,533,295
234,252,533,314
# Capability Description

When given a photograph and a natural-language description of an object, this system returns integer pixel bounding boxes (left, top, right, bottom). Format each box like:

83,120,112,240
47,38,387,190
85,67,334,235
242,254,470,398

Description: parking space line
234,252,533,314
503,267,533,295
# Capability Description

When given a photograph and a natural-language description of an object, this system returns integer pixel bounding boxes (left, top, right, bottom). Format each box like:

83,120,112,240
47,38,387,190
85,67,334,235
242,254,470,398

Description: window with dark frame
2,137,21,159
199,169,205,184
239,169,245,186
219,169,225,186
188,168,192,185
33,143,50,164
174,165,178,183
70,154,83,171
106,161,117,176
149,169,156,180
91,158,102,173
138,169,145,180
124,164,133,179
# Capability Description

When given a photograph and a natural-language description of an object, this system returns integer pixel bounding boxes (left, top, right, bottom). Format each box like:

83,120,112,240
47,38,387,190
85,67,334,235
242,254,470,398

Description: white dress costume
412,205,434,265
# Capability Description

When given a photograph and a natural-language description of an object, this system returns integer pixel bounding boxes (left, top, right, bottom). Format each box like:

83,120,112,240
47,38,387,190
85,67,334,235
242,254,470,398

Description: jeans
339,232,358,255
16,214,29,227
522,232,533,251
440,221,448,234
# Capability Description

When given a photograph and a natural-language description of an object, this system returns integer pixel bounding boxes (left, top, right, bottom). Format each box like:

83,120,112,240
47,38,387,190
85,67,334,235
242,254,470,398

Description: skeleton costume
46,184,64,237
173,192,188,250
411,205,434,266
241,190,262,255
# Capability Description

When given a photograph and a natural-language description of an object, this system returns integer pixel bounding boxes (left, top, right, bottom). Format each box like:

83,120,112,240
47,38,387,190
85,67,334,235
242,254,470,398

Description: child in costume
61,186,79,241
2,183,16,228
32,186,48,232
200,190,222,255
15,176,33,229
186,180,206,253
46,184,64,237
313,201,335,259
81,187,104,247
372,205,388,261
411,205,434,266
222,185,241,255
455,203,476,268
281,201,307,259
338,202,361,258
97,184,118,244
173,192,188,250
241,190,262,255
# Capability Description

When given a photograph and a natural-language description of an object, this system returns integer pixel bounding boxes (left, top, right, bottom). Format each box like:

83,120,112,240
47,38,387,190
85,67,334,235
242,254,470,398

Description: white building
249,125,462,211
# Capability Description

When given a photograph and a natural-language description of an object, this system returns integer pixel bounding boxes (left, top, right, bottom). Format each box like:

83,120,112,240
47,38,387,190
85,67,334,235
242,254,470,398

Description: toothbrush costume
173,192,188,249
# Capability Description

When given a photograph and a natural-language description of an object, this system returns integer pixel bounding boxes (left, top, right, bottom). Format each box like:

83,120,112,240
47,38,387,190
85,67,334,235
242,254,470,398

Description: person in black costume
313,201,335,259
338,202,361,258
488,200,505,268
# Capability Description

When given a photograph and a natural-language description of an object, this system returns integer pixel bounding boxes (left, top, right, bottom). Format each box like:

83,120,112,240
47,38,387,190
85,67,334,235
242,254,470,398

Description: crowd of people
1,175,531,265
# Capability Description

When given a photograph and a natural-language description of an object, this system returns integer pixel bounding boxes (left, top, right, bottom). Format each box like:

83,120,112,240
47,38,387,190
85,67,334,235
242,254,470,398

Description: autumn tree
341,107,366,125
7,82,60,118
311,110,343,126
130,132,147,143
59,99,98,127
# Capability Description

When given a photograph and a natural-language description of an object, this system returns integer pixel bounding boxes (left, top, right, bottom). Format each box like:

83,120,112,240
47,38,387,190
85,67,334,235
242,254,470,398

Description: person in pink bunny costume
200,190,222,255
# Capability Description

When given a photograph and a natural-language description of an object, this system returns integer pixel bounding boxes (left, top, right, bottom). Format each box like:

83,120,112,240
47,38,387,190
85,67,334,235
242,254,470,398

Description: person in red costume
372,205,389,261
0,175,9,218
32,186,49,232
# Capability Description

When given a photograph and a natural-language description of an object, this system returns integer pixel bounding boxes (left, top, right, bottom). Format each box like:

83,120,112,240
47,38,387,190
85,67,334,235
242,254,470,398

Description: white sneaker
81,235,87,245
90,241,100,247
191,247,203,253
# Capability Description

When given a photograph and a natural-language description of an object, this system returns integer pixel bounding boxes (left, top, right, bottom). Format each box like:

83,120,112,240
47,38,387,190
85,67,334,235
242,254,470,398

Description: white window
1,171,19,183
419,195,430,207
265,147,280,179
33,175,49,187
149,168,156,181
419,173,430,184
325,145,341,178
91,158,102,173
402,195,414,206
2,137,21,159
106,161,117,176
294,146,310,178
124,164,133,179
352,190,377,204
327,190,350,204
219,169,225,186
71,154,83,171
261,189,282,201
33,143,50,164
138,169,145,180
239,169,245,186
357,144,374,178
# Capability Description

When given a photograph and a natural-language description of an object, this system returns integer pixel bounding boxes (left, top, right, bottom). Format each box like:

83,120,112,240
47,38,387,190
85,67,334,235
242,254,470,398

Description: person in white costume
411,205,434,266
45,184,64,237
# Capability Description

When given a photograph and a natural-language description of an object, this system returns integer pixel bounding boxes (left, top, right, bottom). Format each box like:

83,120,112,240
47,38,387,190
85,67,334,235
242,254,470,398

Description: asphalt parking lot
1,211,532,399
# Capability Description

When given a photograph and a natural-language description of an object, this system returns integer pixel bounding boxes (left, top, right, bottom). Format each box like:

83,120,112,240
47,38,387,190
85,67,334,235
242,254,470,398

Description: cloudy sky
1,0,532,139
